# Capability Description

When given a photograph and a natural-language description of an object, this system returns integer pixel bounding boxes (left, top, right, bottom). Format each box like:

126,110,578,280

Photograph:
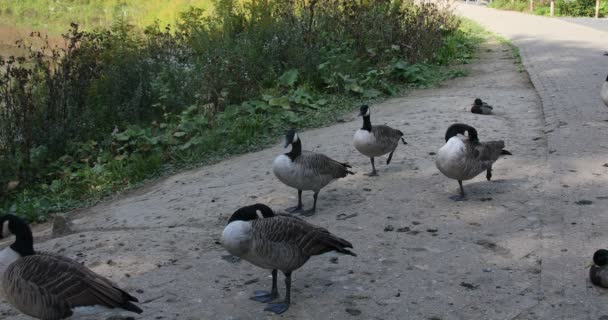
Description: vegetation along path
458,3,608,318
1,6,608,320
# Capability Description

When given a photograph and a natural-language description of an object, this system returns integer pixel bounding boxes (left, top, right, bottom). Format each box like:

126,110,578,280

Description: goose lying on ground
602,75,608,107
221,203,356,314
470,98,493,115
435,123,511,201
353,105,407,176
590,249,608,288
0,214,142,320
273,130,354,216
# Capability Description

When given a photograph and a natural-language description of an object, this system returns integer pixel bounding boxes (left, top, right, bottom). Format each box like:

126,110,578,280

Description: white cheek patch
292,133,299,144
365,109,370,117
255,210,265,219
2,221,10,238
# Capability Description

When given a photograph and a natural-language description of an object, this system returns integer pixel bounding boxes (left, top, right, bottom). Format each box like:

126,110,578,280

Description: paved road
458,4,608,319
559,17,608,33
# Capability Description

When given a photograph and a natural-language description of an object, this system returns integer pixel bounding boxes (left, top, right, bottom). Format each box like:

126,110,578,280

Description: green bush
0,0,479,220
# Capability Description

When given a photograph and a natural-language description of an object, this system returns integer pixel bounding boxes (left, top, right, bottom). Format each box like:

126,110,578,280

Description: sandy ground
0,37,567,319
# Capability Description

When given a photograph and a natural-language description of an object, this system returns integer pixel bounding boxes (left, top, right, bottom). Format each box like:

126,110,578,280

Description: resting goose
273,130,354,216
590,249,608,288
602,75,608,107
353,105,407,176
0,214,142,319
435,123,511,201
470,98,493,115
221,204,356,314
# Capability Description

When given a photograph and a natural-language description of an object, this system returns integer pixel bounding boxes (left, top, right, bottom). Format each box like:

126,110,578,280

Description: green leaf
278,69,299,87
363,89,381,98
113,132,131,142
268,96,291,109
173,131,187,138
344,82,364,93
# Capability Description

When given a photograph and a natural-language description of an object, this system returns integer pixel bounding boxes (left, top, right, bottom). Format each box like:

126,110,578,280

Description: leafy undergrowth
0,2,486,222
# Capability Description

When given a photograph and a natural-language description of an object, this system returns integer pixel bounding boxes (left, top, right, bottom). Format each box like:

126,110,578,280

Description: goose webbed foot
300,208,316,217
286,206,304,213
364,171,379,177
449,194,467,202
251,290,279,303
264,301,290,314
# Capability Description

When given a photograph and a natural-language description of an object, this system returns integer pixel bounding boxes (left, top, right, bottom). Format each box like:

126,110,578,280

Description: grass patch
489,0,607,17
0,1,487,222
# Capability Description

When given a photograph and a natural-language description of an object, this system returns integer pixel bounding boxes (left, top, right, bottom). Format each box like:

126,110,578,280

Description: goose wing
473,140,506,162
300,151,354,178
2,253,141,319
253,215,356,257
371,125,403,148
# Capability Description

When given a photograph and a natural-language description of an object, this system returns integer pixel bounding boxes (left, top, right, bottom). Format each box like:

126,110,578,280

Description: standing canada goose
590,249,608,288
353,105,407,176
273,130,354,216
601,75,608,107
221,204,356,314
435,123,512,201
0,214,142,319
471,98,493,115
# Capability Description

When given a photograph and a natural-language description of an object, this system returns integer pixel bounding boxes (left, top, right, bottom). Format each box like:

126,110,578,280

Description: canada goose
221,204,356,314
273,130,354,216
435,123,512,201
601,75,608,107
470,98,493,115
0,214,142,319
590,249,608,288
353,105,407,176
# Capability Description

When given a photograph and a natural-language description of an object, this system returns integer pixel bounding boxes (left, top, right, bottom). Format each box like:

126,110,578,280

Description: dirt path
0,37,569,319
459,5,608,319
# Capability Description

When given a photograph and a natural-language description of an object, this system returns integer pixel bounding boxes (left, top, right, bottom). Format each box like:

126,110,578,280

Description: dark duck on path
353,105,407,176
435,123,512,201
470,98,493,115
221,204,356,314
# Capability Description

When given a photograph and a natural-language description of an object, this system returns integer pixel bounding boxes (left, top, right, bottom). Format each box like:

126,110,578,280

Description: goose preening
435,123,512,201
0,214,142,319
601,75,608,107
353,105,407,176
590,249,608,288
470,98,493,115
273,130,354,216
221,204,356,314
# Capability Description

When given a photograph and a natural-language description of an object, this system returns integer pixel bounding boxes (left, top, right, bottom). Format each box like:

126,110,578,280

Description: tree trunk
529,0,534,11
596,0,601,18
550,0,555,16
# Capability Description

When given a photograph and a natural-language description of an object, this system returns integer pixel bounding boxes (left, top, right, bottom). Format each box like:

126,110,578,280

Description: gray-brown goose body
273,130,354,216
436,123,511,200
353,105,407,176
602,75,608,107
590,249,608,288
221,204,356,314
0,214,142,320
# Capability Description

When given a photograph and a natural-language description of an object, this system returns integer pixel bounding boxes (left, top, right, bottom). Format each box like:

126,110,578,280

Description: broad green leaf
363,89,381,98
173,131,187,138
268,96,291,109
278,69,299,87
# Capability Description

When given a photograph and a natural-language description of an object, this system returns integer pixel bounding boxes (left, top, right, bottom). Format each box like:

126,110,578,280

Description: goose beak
284,141,290,148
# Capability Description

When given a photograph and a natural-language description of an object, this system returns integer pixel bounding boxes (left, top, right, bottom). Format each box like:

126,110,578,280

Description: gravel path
458,4,608,319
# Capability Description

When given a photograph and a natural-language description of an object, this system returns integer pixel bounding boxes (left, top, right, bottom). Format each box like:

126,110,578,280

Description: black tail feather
121,301,143,314
501,149,512,155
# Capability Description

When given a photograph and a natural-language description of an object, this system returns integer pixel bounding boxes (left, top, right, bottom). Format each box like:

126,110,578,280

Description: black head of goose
435,123,512,201
0,214,142,320
273,129,354,216
221,203,356,314
470,98,493,115
590,249,608,288
601,75,608,107
353,105,407,176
